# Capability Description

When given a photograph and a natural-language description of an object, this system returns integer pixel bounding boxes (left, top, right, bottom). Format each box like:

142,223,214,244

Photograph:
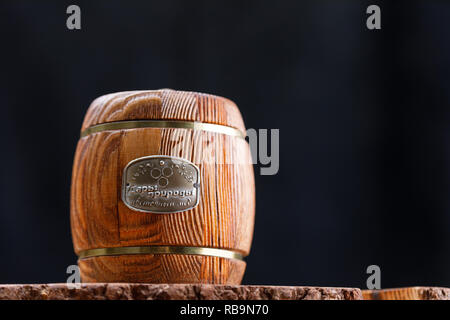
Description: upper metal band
81,120,246,139
78,245,245,261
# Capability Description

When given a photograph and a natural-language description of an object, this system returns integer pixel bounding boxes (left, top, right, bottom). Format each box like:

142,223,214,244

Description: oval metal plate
122,156,200,213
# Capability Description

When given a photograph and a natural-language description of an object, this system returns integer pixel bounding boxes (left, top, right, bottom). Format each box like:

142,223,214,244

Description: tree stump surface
0,283,362,300
2,284,448,300
363,287,450,300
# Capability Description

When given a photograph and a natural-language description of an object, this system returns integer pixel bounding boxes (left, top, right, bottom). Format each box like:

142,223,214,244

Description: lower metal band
77,246,245,261
80,120,246,139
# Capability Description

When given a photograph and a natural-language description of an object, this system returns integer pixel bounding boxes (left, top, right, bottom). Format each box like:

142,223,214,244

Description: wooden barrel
70,89,255,284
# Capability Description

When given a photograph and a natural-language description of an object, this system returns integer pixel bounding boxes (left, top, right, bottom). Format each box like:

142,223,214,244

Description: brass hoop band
81,120,246,139
77,246,245,261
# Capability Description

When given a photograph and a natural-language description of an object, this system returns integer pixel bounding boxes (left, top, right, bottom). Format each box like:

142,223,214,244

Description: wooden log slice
363,287,450,300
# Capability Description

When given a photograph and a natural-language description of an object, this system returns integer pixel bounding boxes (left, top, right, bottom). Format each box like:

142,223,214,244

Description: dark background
1,0,450,289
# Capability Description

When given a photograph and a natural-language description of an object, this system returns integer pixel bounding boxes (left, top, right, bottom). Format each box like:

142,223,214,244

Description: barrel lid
81,89,246,135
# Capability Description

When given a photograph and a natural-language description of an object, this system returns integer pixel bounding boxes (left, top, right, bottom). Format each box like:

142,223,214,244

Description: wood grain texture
81,89,246,134
0,284,363,300
71,90,255,284
79,255,245,284
363,287,450,300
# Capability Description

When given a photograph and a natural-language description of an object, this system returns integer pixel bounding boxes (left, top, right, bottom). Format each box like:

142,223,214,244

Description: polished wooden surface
79,255,246,284
363,287,450,300
71,90,255,284
81,89,246,133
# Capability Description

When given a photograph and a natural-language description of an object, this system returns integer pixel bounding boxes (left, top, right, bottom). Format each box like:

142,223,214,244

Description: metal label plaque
122,156,200,213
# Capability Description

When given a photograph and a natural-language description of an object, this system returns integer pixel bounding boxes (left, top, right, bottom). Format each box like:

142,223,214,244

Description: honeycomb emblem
122,156,200,214
149,162,173,187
